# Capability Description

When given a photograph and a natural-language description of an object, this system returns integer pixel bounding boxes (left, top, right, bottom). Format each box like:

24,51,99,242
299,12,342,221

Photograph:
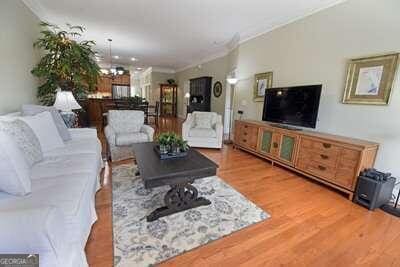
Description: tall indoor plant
31,22,100,105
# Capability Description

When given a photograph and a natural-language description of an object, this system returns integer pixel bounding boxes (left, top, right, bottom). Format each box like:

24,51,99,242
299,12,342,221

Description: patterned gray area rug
112,164,270,267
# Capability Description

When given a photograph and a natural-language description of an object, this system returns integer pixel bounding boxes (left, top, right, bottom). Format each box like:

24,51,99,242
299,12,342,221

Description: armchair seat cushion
189,128,217,138
115,132,149,146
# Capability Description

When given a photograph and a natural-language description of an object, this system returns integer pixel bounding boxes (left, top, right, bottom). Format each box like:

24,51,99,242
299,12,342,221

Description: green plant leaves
157,132,189,152
31,21,100,105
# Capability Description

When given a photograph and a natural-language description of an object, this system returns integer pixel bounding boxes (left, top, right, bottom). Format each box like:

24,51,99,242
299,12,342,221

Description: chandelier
100,38,124,77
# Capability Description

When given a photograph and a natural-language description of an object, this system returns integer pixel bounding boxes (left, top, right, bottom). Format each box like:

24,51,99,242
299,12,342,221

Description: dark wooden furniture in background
160,84,177,117
96,74,130,94
234,120,379,200
188,77,212,113
132,142,218,221
83,99,150,128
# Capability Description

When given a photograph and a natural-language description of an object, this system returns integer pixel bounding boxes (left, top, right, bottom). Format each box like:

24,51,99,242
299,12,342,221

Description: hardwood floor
85,117,400,267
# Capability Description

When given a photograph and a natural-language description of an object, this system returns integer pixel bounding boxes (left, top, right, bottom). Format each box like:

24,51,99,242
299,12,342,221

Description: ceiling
24,0,346,72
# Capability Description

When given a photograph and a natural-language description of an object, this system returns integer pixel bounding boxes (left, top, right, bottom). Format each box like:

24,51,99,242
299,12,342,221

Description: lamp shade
227,77,238,85
184,92,190,98
53,91,82,111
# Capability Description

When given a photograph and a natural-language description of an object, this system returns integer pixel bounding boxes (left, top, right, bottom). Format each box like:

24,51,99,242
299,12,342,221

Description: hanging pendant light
100,38,126,78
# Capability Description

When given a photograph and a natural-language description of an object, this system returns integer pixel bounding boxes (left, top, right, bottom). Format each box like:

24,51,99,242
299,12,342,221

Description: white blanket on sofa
0,128,103,267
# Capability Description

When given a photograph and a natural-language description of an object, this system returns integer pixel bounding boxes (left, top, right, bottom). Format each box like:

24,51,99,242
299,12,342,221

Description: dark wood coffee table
132,142,218,222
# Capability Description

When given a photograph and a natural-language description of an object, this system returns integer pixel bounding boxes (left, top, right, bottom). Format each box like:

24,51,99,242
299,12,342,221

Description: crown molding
175,47,230,73
152,67,176,74
22,0,49,21
177,0,347,73
238,0,347,45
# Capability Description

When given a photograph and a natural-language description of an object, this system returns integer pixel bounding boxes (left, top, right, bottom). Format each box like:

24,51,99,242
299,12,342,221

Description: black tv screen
262,85,322,128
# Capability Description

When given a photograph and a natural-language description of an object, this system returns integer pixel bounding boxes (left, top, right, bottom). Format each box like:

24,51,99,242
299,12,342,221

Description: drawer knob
318,165,327,171
320,154,329,160
244,125,248,128
242,139,247,142
273,142,279,148
322,143,331,149
244,132,248,136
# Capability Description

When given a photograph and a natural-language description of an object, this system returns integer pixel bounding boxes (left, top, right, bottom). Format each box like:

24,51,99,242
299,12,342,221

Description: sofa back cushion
22,104,71,141
193,112,217,129
108,110,144,133
0,131,31,196
0,120,43,167
20,111,65,153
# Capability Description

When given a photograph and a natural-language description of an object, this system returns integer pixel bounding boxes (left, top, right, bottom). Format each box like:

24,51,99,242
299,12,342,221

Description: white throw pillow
0,132,31,195
20,111,65,152
0,120,43,167
22,104,71,141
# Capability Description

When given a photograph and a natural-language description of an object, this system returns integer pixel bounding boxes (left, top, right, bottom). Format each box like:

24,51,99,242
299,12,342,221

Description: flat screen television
262,84,322,128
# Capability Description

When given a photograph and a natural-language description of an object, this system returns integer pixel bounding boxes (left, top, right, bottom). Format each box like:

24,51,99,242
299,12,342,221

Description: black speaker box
354,176,395,210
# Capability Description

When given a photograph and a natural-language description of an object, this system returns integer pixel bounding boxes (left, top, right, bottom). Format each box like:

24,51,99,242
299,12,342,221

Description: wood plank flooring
85,117,400,267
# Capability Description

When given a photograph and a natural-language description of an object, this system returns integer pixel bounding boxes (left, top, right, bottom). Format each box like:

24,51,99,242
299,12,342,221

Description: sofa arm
182,114,194,140
214,116,224,148
104,125,116,146
141,125,154,141
0,206,66,261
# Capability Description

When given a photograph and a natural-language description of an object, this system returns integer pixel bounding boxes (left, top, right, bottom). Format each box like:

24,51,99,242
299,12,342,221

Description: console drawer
236,123,258,150
300,138,341,156
298,147,338,167
297,158,336,181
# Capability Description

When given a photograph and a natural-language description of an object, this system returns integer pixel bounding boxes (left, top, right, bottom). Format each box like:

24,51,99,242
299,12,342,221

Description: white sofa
105,110,154,161
182,111,223,149
0,113,103,267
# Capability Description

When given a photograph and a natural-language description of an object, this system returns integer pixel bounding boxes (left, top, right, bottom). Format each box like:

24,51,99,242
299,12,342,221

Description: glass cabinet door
259,129,273,154
279,135,296,163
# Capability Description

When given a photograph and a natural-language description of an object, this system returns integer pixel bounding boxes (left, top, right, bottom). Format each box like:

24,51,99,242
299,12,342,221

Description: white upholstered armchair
182,111,223,149
105,110,154,161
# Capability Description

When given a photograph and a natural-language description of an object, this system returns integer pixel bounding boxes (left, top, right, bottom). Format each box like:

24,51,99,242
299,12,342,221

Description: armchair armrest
0,206,66,261
140,125,154,141
182,114,194,140
104,125,116,146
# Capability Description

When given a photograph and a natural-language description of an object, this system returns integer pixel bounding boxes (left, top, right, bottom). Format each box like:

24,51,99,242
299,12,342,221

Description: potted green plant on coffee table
156,132,189,159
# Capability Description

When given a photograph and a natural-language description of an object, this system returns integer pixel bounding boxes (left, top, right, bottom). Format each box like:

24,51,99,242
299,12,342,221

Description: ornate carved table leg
147,182,211,222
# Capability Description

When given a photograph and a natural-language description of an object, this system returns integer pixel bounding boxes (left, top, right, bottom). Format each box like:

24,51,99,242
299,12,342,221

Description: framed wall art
342,53,399,105
254,72,273,102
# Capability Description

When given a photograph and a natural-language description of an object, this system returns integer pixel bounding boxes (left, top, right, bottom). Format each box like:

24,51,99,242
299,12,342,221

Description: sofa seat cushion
31,153,100,180
115,132,149,146
44,134,101,158
189,128,217,138
69,128,98,140
0,172,97,245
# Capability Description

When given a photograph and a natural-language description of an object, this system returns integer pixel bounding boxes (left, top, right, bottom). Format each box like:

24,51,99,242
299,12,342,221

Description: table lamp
53,90,82,127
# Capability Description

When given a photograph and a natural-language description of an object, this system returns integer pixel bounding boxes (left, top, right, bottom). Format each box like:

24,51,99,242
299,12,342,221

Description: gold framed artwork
254,72,273,102
342,53,399,105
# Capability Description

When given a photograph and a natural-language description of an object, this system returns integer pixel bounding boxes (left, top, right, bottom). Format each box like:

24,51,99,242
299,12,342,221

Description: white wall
176,56,229,119
176,0,400,177
232,0,400,177
0,0,40,114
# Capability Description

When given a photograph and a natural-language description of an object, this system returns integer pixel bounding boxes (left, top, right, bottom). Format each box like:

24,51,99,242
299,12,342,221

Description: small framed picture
254,72,273,102
343,53,399,105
